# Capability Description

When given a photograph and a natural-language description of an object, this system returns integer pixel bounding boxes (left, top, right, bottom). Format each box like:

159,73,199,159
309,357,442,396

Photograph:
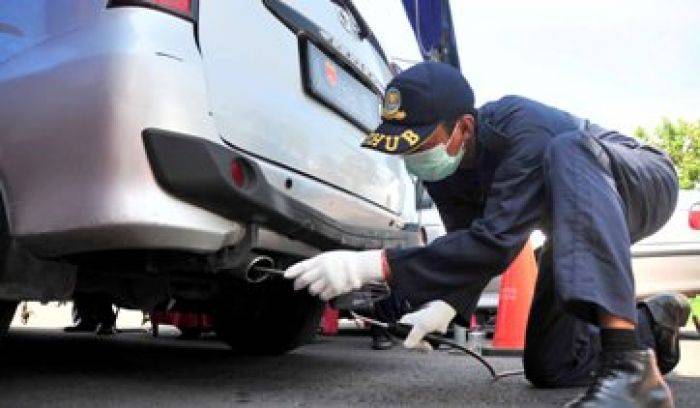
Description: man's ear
446,114,474,155
462,114,475,137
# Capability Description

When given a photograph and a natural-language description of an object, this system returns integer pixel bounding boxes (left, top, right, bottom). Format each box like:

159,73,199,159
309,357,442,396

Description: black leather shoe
640,293,691,374
64,321,97,333
565,349,673,408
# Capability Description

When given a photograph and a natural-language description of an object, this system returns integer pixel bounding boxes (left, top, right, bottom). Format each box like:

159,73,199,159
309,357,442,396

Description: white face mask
403,142,464,182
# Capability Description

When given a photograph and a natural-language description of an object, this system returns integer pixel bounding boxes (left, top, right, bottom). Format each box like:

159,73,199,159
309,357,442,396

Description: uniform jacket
384,95,674,314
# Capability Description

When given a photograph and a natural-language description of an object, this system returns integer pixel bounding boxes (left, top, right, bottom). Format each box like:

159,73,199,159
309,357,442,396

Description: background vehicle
632,189,700,297
420,189,700,320
0,0,421,354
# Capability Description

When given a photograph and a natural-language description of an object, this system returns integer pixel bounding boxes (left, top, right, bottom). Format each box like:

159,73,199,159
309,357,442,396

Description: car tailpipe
230,255,284,284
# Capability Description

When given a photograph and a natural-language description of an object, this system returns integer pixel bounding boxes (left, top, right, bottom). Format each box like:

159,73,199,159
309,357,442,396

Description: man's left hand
284,250,386,301
399,300,457,350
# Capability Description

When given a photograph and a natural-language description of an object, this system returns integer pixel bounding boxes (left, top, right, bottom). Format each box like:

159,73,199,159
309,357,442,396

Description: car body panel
0,1,417,259
0,0,103,65
198,1,415,217
633,253,700,297
0,4,246,256
632,189,700,297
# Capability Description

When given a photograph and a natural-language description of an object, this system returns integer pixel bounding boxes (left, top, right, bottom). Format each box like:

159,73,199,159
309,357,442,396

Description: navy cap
362,62,475,154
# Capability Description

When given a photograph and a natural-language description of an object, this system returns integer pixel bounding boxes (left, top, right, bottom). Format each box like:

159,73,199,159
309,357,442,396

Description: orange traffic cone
482,241,538,356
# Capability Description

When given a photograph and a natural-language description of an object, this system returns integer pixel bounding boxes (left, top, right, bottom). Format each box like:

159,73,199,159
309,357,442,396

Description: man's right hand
284,249,386,301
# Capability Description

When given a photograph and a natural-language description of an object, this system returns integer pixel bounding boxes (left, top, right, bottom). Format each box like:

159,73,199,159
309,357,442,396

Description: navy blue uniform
384,96,678,386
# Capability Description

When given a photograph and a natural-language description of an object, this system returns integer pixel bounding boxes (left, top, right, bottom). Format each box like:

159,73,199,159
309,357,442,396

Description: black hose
416,331,499,379
354,313,524,382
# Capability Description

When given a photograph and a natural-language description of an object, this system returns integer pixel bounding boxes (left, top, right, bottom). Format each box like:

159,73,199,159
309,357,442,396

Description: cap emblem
381,87,406,120
362,129,421,152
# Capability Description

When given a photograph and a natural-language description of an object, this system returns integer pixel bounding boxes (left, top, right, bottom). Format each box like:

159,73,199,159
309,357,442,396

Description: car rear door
197,0,412,216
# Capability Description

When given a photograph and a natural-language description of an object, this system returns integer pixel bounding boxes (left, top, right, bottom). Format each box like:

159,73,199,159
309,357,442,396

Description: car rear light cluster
690,203,700,230
230,159,251,189
108,0,198,21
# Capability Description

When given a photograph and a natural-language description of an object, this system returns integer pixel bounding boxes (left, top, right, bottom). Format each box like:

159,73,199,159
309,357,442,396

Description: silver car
0,0,421,353
632,189,700,297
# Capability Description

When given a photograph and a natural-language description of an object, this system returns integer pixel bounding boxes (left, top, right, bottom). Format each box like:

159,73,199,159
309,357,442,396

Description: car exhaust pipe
222,253,285,284
231,254,393,311
240,255,280,284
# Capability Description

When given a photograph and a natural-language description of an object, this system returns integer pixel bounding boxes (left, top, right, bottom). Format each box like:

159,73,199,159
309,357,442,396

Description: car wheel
214,278,323,355
0,301,17,341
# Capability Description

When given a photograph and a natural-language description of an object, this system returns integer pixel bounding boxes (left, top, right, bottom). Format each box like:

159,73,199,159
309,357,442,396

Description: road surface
0,326,697,407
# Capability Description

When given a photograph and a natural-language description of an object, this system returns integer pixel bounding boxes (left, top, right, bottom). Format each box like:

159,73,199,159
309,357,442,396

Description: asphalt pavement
0,328,698,408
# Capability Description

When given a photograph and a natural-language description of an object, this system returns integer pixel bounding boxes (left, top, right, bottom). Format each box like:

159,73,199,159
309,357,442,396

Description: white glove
398,300,457,350
284,250,385,301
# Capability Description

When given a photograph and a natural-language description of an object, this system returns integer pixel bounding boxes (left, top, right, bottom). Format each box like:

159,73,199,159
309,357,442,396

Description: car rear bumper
633,252,700,297
143,128,422,251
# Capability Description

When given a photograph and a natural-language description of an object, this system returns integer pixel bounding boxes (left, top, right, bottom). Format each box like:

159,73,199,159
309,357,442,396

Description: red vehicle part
150,310,214,335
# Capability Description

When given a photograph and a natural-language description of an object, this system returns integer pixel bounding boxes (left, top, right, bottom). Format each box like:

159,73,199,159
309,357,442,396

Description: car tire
214,278,322,355
0,301,17,341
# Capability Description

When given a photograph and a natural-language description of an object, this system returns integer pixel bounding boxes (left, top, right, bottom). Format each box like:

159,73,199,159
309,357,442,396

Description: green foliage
634,118,700,189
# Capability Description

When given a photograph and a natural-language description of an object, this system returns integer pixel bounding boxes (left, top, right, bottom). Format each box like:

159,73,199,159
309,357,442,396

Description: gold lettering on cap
401,129,420,146
364,133,385,147
384,136,400,151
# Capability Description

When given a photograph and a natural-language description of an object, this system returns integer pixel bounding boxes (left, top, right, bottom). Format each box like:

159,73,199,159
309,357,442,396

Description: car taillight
690,203,700,230
108,0,197,21
230,159,248,189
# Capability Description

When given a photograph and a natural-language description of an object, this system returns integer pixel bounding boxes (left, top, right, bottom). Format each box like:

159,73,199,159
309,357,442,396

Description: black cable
353,312,524,382
390,325,497,379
